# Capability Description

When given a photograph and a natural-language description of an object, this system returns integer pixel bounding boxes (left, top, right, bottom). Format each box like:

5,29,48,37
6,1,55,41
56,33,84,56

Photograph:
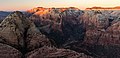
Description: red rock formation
79,10,120,57
28,7,85,48
27,7,120,57
27,8,120,57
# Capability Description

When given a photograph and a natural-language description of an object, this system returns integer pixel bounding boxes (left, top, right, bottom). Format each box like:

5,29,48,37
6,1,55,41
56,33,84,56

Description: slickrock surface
0,43,22,58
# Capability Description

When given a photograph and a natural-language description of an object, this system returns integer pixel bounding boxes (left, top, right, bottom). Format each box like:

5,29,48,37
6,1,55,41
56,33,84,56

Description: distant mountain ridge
0,11,11,22
86,6,120,10
27,7,80,14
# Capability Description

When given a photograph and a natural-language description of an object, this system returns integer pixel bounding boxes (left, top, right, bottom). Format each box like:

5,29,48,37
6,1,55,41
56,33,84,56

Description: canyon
0,7,120,58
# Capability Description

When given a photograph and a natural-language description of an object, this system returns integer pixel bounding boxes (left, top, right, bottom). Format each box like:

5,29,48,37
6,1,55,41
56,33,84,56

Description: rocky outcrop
77,10,120,45
28,8,120,58
28,7,85,48
0,11,93,58
0,11,51,52
26,46,92,58
0,43,22,58
1,7,120,58
78,10,120,58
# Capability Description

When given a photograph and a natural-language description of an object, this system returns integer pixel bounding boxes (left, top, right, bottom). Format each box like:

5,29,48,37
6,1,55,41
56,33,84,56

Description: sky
0,0,120,11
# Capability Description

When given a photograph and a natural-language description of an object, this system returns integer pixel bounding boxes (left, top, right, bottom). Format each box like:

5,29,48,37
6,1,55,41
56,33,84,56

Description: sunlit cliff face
27,7,80,16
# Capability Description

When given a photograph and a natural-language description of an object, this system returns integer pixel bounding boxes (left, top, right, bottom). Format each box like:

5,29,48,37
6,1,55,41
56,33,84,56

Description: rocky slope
28,7,85,47
0,7,120,58
0,11,93,58
0,11,51,52
79,10,120,58
0,43,22,58
26,46,92,58
27,7,120,58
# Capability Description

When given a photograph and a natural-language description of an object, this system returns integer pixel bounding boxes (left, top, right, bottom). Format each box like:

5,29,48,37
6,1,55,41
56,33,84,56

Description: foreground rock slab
26,46,93,58
0,43,22,58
